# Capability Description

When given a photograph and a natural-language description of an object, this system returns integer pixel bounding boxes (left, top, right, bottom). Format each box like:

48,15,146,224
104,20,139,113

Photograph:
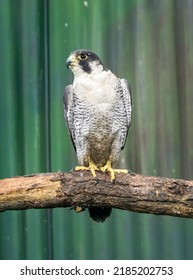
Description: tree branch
0,171,193,218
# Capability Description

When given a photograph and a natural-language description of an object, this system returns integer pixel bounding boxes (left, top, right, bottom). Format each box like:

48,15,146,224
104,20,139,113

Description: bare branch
0,171,193,218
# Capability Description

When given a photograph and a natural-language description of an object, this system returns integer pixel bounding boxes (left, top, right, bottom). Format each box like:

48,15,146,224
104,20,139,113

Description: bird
63,49,132,222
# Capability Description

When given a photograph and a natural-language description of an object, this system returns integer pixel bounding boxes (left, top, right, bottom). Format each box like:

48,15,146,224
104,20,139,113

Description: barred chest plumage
72,71,120,167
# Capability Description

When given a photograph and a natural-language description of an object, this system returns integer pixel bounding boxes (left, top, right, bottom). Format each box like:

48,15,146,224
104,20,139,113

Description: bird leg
100,160,128,181
75,161,99,178
100,160,116,181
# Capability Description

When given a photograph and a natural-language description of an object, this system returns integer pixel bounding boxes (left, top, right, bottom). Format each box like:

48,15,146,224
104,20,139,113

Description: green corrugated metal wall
0,0,193,260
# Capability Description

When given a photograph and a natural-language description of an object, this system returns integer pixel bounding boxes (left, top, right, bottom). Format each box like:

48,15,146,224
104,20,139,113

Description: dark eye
78,53,88,60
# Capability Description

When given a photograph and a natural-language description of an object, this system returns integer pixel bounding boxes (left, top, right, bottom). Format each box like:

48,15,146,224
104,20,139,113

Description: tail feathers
89,207,112,223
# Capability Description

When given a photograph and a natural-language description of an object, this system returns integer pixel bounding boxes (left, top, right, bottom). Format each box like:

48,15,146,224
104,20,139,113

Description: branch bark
0,171,193,218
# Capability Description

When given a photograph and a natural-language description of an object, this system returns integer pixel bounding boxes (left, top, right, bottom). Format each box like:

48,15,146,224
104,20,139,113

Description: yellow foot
100,161,128,181
75,162,99,178
113,169,128,174
100,160,115,181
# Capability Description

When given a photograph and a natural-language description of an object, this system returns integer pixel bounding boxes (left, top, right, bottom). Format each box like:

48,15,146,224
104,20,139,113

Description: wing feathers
120,78,132,127
63,85,76,151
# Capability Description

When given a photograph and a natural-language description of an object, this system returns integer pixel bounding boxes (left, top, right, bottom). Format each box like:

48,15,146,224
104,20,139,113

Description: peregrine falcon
64,49,132,222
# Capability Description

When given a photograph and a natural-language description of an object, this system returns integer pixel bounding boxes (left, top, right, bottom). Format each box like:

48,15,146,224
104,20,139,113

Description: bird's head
66,49,105,77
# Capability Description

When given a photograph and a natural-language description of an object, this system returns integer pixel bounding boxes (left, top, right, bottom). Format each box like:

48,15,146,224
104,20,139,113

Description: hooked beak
66,55,78,69
66,58,72,68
